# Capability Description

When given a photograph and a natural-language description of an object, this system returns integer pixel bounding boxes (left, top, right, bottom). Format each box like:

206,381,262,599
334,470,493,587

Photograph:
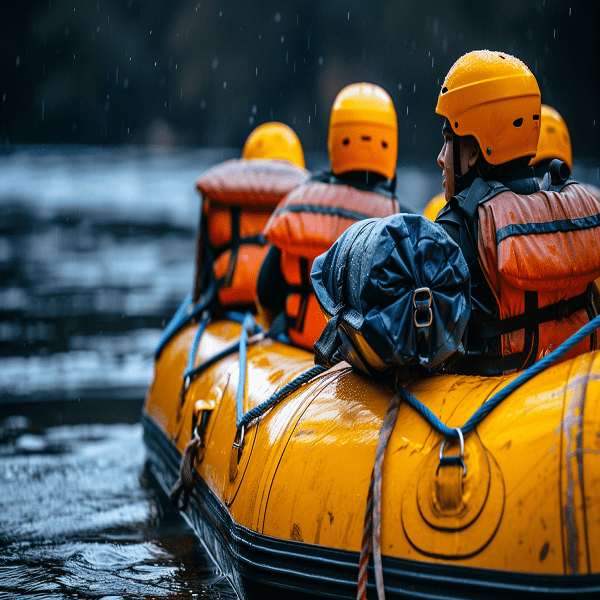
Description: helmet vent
361,136,372,141
343,138,350,146
513,118,523,128
441,86,448,94
533,114,540,120
382,141,388,148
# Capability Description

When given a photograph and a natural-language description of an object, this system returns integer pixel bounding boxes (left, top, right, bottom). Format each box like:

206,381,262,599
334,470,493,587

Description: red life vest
263,177,401,349
195,159,308,309
476,181,600,372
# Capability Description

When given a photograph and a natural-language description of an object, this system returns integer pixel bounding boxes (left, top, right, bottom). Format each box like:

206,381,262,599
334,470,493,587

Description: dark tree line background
2,0,599,166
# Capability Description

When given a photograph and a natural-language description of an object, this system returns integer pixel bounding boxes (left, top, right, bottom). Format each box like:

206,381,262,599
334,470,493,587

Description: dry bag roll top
311,214,471,374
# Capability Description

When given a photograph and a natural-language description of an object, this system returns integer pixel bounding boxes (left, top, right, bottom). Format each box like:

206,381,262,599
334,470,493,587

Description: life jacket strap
477,290,589,339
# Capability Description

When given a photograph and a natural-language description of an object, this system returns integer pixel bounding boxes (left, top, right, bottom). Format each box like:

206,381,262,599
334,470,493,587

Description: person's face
437,120,481,200
437,121,455,200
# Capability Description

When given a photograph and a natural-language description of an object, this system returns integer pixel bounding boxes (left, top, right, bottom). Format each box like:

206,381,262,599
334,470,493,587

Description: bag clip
413,287,433,328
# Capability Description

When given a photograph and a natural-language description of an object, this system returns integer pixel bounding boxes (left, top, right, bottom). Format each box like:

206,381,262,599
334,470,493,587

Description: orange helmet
436,50,541,165
423,193,446,221
531,105,572,172
328,83,398,180
242,122,305,168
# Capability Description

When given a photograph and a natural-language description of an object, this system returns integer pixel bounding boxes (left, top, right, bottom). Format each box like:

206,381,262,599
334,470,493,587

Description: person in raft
193,122,309,318
433,49,600,376
256,82,414,351
530,104,600,202
425,102,600,223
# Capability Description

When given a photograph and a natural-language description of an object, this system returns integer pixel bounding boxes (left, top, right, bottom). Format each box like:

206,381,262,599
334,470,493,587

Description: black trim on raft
141,412,600,600
496,213,600,244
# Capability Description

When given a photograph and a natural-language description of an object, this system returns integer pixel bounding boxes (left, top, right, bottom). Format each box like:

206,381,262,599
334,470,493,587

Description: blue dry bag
311,214,470,374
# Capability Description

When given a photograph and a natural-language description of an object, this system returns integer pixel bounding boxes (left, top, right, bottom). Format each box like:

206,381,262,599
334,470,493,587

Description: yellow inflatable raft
142,299,600,599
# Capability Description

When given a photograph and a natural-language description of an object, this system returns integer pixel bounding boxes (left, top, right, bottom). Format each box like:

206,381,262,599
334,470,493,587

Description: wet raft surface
0,147,241,599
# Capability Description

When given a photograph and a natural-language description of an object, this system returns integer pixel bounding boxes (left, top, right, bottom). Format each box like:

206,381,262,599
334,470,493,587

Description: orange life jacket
263,174,402,349
195,159,309,310
475,180,600,373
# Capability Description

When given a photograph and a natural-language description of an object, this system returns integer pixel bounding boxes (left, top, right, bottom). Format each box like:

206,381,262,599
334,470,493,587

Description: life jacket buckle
413,287,433,328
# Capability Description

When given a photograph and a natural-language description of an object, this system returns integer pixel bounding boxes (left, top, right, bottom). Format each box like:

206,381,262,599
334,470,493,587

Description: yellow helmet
242,122,305,168
328,82,398,180
532,105,572,172
435,50,541,165
423,193,446,221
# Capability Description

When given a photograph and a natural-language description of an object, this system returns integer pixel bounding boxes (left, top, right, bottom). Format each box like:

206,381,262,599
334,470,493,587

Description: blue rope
183,312,211,378
238,364,327,430
396,314,600,439
235,318,250,428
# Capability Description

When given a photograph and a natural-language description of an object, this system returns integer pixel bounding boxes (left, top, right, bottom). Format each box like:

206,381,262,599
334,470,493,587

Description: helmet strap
452,131,481,195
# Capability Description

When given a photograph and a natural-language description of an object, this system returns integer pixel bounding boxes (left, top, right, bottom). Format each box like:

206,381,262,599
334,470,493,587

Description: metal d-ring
437,427,466,476
232,424,245,461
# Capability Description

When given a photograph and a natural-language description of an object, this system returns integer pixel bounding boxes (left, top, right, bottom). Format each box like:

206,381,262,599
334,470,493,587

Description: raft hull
142,318,600,599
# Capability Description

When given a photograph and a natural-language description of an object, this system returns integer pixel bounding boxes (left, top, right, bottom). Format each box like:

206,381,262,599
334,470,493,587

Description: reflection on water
0,422,237,599
0,146,245,599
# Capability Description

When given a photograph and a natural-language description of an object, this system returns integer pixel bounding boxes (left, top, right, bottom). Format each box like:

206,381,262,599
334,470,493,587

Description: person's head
435,50,541,199
242,122,305,168
328,82,398,180
531,104,572,178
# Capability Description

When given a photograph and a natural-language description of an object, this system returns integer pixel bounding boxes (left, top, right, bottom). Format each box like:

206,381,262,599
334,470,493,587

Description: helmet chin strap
452,131,480,195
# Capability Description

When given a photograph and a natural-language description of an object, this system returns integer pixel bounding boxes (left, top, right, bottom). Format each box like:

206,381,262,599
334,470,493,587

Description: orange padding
478,183,600,294
286,293,327,351
214,245,270,306
204,205,271,249
196,158,309,210
263,180,400,258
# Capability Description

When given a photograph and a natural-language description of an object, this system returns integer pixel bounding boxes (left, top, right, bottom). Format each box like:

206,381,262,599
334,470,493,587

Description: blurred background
1,2,599,597
3,0,600,163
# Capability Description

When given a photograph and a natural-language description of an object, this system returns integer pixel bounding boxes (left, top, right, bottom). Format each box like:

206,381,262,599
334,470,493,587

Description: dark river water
1,145,596,599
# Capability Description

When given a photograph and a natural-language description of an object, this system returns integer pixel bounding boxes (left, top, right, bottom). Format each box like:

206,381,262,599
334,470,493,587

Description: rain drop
249,116,254,125
16,55,20,67
398,83,402,90
348,12,350,20
223,81,227,89
318,57,323,65
275,12,281,22
212,58,218,69
42,100,45,122
281,36,284,43
252,105,257,115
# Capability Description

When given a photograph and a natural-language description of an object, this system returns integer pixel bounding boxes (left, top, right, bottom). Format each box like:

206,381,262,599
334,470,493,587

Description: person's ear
467,140,480,169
